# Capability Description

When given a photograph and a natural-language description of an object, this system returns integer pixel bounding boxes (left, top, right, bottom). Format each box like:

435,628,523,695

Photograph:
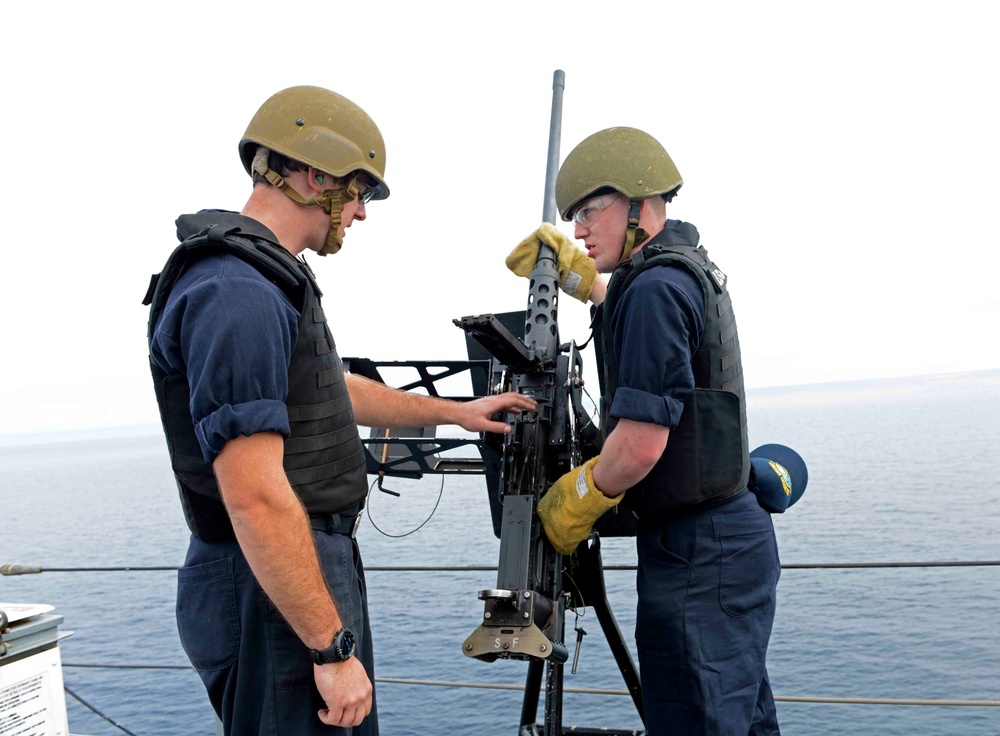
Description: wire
369,677,1000,706
65,663,193,670
63,684,142,736
59,665,1000,708
6,560,1000,574
579,384,600,432
365,474,446,538
561,568,588,616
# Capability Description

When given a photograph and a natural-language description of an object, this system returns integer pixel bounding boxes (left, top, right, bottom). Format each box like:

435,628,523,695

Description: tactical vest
144,224,368,541
596,235,750,516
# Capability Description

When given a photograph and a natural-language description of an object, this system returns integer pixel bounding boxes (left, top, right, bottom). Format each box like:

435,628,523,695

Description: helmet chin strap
619,199,649,264
314,179,359,256
251,146,358,256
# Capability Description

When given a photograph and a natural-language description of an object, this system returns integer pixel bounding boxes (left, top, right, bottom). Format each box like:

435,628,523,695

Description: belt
309,506,363,538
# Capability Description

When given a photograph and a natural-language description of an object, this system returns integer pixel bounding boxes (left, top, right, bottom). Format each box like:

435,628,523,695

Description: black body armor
596,227,750,517
144,220,367,541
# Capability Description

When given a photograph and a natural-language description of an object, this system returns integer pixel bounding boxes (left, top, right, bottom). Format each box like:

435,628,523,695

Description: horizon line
2,367,997,445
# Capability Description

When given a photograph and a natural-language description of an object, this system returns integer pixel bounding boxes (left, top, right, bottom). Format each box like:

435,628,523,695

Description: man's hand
506,223,597,303
346,375,535,433
536,456,623,554
315,658,373,728
453,392,537,434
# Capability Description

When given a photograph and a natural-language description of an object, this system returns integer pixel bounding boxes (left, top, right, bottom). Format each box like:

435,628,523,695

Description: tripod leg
520,659,543,730
543,659,564,735
570,534,645,726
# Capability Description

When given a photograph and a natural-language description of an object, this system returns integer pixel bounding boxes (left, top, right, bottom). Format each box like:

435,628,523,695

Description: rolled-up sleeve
608,266,705,429
151,257,299,463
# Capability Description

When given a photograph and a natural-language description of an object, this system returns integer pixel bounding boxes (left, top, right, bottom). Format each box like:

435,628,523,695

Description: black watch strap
310,627,356,665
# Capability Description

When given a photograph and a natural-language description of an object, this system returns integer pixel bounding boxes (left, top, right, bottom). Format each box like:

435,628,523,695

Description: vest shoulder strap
144,224,311,342
630,243,728,295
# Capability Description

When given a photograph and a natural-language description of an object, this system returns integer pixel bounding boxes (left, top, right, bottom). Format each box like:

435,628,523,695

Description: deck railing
5,559,999,736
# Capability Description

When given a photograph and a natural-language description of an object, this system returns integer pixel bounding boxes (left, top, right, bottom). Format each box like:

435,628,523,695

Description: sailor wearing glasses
507,127,782,735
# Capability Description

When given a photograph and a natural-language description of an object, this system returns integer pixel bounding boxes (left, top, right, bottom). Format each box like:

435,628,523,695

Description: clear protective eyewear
356,180,377,205
571,192,620,228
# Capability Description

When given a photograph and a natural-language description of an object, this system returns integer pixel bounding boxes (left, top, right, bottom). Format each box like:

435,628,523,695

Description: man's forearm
591,418,670,497
590,276,608,306
215,433,341,650
345,373,460,428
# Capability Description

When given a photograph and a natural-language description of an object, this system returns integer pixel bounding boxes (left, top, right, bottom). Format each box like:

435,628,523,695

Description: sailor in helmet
507,127,789,735
147,86,534,735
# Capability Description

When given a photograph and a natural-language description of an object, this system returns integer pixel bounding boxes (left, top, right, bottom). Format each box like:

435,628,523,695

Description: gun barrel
525,70,566,360
542,69,565,226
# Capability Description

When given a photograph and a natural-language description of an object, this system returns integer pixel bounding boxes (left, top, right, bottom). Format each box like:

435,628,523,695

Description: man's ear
307,167,327,192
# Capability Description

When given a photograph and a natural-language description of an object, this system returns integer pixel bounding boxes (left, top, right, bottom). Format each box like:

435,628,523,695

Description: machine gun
348,71,645,735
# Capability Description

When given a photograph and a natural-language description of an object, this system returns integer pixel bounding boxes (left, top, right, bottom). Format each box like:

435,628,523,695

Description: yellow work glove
506,223,597,303
536,456,623,555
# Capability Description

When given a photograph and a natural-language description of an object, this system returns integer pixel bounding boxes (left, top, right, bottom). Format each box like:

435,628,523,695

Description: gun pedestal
568,534,645,722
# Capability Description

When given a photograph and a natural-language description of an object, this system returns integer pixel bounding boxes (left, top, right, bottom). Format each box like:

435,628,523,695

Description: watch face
335,628,356,660
311,627,356,665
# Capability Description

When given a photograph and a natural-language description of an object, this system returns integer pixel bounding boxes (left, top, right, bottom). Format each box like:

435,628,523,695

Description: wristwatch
310,627,356,665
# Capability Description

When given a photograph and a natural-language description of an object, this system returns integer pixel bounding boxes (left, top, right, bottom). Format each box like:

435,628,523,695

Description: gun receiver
350,70,646,733
456,304,586,655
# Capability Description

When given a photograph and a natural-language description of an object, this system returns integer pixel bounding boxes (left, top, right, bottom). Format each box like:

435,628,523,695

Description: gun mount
346,70,646,735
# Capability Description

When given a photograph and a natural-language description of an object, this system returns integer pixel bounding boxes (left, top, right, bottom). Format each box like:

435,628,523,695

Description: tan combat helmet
556,127,682,262
239,86,389,255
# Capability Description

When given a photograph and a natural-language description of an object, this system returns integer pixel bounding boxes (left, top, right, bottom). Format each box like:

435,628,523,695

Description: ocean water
2,371,998,735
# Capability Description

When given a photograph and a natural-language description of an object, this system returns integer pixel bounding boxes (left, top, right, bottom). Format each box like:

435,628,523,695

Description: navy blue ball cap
749,444,808,513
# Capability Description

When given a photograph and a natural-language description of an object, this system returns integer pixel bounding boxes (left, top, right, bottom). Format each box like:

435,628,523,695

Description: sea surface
2,371,998,735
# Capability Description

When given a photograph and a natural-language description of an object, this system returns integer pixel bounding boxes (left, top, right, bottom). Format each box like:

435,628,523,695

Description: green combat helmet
239,85,390,255
555,127,682,262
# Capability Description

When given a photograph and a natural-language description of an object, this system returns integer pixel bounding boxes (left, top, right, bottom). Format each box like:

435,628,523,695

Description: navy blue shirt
607,263,705,429
150,251,300,464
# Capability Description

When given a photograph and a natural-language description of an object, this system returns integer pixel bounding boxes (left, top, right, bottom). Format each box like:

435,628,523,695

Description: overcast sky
2,1,997,436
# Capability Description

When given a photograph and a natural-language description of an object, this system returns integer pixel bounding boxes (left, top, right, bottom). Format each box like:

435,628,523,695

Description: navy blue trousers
176,530,377,736
636,490,780,736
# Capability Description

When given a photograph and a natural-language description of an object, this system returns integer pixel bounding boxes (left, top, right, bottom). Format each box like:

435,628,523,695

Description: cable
65,663,193,670
580,384,600,429
365,474,446,538
63,684,142,736
370,677,1000,706
7,560,999,574
59,665,1000,708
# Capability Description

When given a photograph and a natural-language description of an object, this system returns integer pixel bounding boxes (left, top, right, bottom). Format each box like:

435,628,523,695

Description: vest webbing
145,225,368,541
598,236,750,517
